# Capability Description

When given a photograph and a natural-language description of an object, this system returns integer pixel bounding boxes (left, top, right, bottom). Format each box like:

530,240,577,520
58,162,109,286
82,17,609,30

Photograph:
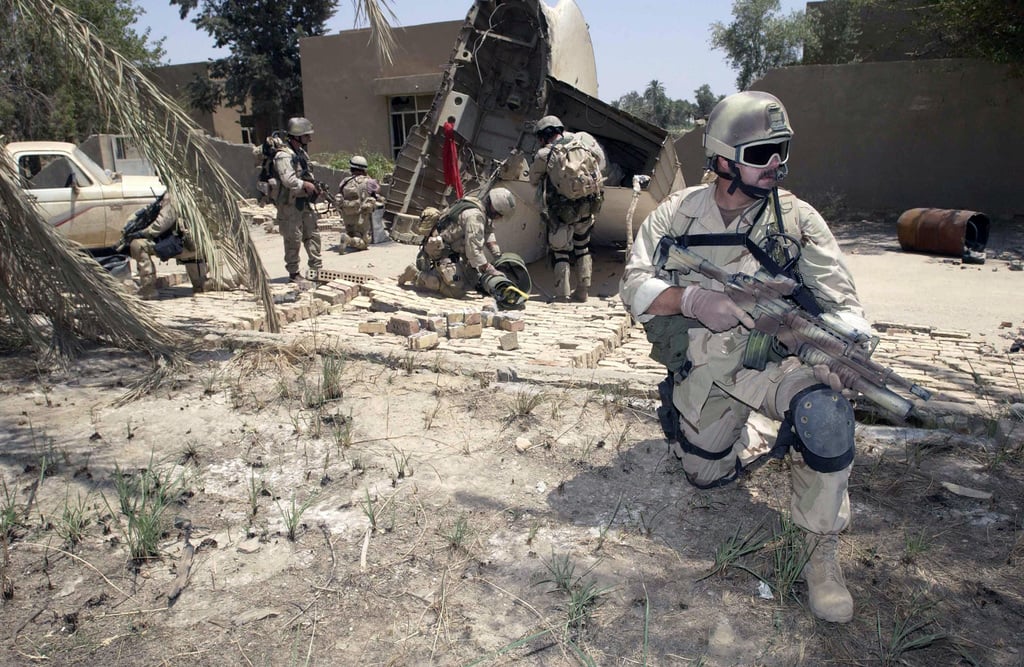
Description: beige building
300,21,463,158
145,63,253,144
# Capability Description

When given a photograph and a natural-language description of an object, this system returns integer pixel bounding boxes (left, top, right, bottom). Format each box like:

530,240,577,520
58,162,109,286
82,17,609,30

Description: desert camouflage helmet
703,91,793,164
349,155,369,170
487,187,516,216
535,115,564,135
287,117,314,137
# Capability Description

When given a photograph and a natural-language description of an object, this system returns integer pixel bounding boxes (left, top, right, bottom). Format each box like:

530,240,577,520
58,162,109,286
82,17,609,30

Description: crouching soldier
128,192,208,299
336,155,383,252
397,188,521,306
127,191,237,299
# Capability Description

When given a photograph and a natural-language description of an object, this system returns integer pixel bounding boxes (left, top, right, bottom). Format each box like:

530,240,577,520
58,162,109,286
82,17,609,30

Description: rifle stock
660,240,932,420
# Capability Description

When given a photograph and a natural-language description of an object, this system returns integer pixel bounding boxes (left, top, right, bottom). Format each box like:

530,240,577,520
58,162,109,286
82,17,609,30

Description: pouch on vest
154,233,184,261
642,314,699,375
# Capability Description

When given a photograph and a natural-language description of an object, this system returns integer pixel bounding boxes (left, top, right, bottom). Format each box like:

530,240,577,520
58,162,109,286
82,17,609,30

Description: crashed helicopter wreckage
383,0,685,264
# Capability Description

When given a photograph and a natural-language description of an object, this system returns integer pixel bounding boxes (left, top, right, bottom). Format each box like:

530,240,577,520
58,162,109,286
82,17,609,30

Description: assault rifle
658,239,932,420
115,192,165,253
299,175,338,216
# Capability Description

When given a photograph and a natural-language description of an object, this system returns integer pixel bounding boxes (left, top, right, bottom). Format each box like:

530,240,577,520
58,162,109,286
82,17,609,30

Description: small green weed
902,527,931,564
276,491,316,541
391,449,412,480
505,388,548,421
875,595,947,666
441,514,471,552
105,457,186,563
1,478,20,541
55,486,91,550
698,520,769,582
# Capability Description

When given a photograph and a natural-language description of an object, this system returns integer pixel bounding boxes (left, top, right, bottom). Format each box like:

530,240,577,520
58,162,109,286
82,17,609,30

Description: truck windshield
72,147,113,185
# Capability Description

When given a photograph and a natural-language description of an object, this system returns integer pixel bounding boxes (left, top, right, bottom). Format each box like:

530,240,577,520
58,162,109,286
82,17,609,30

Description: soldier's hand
302,181,318,196
813,363,859,392
679,286,756,332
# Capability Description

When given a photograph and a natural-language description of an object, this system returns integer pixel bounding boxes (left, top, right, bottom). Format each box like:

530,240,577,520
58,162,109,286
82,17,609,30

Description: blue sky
133,0,809,104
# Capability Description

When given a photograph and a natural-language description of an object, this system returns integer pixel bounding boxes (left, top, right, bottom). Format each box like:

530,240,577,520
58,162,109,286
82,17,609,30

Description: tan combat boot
397,264,418,286
803,533,853,623
338,232,350,252
553,263,571,301
571,255,592,302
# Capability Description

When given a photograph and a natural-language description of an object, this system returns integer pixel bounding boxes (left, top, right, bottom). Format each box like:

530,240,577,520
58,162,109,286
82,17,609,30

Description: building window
388,94,434,158
241,127,255,145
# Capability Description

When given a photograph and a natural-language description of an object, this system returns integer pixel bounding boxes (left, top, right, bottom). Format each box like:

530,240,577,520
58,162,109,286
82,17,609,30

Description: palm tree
642,79,669,127
1,0,395,362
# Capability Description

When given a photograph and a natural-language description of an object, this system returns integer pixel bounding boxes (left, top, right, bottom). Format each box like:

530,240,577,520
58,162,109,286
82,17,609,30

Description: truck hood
118,174,166,199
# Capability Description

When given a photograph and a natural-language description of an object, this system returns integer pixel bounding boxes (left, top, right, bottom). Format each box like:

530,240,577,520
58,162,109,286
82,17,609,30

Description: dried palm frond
0,147,179,359
8,0,279,336
354,0,398,66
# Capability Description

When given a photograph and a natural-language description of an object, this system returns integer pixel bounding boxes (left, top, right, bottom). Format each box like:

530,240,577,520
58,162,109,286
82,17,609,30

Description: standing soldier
274,117,323,284
528,115,606,302
620,91,868,624
336,155,382,252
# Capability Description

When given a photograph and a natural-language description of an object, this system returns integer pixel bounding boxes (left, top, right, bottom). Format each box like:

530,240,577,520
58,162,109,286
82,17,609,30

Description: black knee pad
777,385,855,473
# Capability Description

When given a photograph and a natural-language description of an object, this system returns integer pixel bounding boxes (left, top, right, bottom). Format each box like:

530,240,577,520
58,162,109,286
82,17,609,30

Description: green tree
2,0,281,362
710,0,807,91
611,90,642,113
0,0,165,141
915,0,1024,66
613,84,719,132
693,84,723,119
643,79,670,127
171,0,396,138
803,0,866,65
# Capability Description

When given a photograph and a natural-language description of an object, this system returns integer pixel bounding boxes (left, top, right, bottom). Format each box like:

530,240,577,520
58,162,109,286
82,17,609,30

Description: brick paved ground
144,268,1023,428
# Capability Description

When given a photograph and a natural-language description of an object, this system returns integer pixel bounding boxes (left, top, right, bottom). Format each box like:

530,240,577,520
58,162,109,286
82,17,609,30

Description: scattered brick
498,332,519,351
408,330,439,350
424,316,447,332
497,314,526,332
387,313,421,336
358,320,387,335
448,322,483,339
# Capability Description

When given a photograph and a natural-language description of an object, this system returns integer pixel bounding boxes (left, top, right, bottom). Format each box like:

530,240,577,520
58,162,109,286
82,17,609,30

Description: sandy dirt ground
0,210,1022,666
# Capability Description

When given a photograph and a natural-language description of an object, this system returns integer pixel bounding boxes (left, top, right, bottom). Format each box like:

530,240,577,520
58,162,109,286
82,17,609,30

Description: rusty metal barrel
896,208,989,261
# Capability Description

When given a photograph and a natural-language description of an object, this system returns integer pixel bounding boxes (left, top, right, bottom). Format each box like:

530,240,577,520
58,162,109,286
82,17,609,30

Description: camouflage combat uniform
129,193,206,298
529,130,606,300
620,183,866,535
404,197,500,299
274,144,322,277
336,173,382,251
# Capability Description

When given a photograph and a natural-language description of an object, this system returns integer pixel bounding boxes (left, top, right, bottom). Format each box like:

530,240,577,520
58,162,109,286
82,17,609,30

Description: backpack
254,132,286,204
338,175,365,214
544,133,602,200
417,198,483,243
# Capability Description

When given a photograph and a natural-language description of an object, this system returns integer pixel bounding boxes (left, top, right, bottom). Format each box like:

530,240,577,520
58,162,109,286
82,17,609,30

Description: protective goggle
735,139,790,168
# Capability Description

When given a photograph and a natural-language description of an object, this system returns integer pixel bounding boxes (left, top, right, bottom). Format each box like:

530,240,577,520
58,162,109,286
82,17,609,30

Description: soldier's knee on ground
397,265,418,286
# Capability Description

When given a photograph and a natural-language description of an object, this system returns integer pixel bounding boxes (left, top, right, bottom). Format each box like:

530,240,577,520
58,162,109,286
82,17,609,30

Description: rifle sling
669,193,822,317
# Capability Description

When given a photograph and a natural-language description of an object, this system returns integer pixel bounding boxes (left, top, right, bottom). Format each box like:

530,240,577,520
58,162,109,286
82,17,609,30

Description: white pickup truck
5,141,165,251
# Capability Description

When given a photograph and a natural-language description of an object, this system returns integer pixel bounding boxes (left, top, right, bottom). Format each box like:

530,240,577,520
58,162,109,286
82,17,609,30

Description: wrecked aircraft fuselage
384,0,685,263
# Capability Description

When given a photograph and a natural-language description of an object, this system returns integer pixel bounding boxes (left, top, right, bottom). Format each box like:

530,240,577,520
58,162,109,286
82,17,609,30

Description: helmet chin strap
712,159,788,200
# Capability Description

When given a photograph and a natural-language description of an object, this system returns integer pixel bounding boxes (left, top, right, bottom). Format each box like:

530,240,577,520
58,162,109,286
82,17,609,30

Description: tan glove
680,286,755,333
813,363,860,392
